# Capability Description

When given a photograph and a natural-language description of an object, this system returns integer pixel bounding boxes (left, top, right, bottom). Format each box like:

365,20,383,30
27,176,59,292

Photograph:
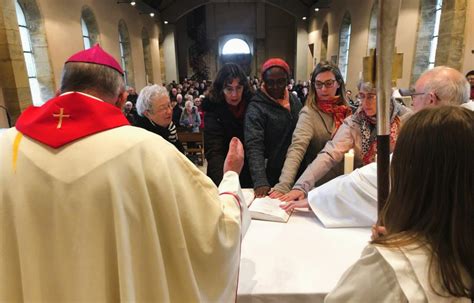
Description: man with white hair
0,45,250,302
280,66,472,227
135,84,184,153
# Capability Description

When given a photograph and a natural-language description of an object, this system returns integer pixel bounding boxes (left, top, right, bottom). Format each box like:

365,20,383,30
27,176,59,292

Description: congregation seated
179,100,201,133
122,101,137,125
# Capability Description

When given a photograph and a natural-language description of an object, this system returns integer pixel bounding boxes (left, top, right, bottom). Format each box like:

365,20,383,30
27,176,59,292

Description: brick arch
17,0,55,103
118,19,135,88
141,27,154,84
81,5,100,46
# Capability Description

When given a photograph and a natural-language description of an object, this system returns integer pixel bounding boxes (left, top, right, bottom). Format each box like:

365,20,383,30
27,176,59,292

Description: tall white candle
344,149,354,174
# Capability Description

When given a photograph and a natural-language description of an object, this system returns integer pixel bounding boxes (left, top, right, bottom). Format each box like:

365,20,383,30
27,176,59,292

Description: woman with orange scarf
270,62,352,197
279,81,411,202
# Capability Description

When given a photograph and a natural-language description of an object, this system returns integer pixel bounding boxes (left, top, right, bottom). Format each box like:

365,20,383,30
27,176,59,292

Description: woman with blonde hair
326,106,473,302
270,61,351,197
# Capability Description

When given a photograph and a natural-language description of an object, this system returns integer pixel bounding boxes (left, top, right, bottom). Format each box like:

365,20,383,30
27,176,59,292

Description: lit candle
344,149,354,174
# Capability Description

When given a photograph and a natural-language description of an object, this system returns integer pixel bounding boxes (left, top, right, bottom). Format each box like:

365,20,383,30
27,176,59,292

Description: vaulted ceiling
140,0,330,22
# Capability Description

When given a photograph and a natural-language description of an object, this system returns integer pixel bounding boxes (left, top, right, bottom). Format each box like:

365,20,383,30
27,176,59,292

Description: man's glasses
265,78,287,88
357,93,377,100
315,79,337,89
223,85,244,95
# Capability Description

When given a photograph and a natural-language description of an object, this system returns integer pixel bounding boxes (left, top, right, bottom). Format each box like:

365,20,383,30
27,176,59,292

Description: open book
248,196,292,223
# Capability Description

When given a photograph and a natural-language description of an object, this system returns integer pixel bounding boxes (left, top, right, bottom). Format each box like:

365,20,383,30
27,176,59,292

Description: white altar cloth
237,211,371,303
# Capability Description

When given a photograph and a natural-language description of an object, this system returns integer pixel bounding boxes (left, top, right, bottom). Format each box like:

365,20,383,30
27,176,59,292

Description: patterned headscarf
352,98,403,164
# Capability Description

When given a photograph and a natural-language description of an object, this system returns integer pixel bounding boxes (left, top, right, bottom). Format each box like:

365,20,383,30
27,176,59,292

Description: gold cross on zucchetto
52,108,71,129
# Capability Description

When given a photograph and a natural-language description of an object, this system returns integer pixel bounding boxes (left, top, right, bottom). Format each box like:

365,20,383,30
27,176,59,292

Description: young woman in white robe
325,106,473,302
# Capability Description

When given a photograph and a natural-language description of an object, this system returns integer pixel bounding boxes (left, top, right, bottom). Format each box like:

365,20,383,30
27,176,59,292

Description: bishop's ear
115,91,128,109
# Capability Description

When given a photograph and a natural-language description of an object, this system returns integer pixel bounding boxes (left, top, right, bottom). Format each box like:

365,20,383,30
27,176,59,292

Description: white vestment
308,161,378,227
0,126,250,302
461,100,474,111
325,244,471,302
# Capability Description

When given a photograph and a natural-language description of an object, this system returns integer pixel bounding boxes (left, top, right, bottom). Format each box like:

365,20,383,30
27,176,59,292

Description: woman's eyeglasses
357,93,377,101
315,79,337,89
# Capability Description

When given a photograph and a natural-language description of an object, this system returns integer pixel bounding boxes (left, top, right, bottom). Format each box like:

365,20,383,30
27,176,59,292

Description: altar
237,211,371,303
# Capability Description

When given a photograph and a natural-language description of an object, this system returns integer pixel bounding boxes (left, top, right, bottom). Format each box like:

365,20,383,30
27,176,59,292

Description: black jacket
203,97,253,188
244,90,302,188
135,115,185,154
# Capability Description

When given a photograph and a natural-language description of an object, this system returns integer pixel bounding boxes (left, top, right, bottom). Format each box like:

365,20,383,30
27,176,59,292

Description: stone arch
81,5,100,47
118,19,135,88
141,27,154,84
17,0,55,104
320,22,329,62
338,11,351,81
367,0,378,53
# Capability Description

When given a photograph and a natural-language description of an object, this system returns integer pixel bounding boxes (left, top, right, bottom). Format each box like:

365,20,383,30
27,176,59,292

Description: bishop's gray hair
136,84,169,116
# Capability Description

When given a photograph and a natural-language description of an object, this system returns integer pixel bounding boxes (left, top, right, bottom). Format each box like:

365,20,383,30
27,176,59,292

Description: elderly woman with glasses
202,63,254,188
279,81,411,202
270,61,352,198
135,84,185,153
244,58,303,197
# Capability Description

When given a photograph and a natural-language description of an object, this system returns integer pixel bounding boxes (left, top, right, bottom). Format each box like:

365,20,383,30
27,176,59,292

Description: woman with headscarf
244,58,302,197
270,61,351,197
280,81,411,202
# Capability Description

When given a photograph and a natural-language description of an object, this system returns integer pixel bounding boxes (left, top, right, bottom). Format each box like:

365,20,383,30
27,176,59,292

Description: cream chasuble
0,125,250,302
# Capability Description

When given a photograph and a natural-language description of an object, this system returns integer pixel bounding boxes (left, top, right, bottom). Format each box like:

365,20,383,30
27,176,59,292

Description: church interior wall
307,0,472,92
176,2,295,81
27,0,161,92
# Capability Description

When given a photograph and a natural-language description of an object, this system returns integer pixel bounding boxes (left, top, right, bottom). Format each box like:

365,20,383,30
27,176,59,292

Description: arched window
410,0,456,84
118,20,134,87
222,38,250,55
15,1,41,105
338,12,351,81
81,6,100,50
428,0,442,69
142,28,154,84
320,23,329,62
81,18,91,49
368,0,378,53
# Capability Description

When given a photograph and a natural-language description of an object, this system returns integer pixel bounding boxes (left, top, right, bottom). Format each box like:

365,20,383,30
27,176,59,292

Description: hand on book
223,137,244,175
268,190,284,199
279,199,309,211
254,186,271,198
279,189,305,202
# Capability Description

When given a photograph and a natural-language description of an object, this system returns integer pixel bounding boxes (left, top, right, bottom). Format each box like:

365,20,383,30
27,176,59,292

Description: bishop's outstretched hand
223,137,244,175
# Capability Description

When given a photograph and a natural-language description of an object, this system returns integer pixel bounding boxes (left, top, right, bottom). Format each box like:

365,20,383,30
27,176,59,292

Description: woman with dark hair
279,81,410,202
270,61,351,197
326,106,473,302
203,63,253,187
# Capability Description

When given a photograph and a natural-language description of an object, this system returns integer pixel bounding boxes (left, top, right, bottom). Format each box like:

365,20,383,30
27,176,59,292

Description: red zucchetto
65,44,124,75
